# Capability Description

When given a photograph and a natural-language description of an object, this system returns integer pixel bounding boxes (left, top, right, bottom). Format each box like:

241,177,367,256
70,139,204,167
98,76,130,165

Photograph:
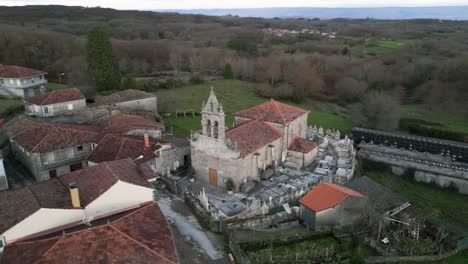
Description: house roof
58,159,153,207
299,182,366,212
24,88,85,106
87,134,159,164
288,136,319,153
0,65,47,78
0,178,72,234
226,119,283,157
9,122,99,153
233,99,307,125
91,89,154,107
1,202,178,264
345,176,409,214
107,114,162,130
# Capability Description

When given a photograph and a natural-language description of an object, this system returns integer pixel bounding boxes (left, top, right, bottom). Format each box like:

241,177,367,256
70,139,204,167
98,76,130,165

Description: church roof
226,119,283,157
233,100,307,125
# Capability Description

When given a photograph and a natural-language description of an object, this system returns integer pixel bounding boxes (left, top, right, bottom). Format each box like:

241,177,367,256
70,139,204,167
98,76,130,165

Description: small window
44,107,48,114
67,104,73,110
77,145,84,151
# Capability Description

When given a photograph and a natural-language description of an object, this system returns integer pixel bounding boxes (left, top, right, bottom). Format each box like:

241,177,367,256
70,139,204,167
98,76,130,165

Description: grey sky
0,0,466,10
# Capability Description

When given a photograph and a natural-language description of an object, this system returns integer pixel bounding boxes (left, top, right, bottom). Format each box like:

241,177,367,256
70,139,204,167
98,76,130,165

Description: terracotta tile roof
24,88,85,106
91,89,154,106
58,159,152,207
0,65,47,78
0,179,72,234
299,182,366,212
234,99,307,125
288,136,319,153
87,134,159,164
10,122,99,153
226,119,283,157
1,203,177,264
108,114,163,130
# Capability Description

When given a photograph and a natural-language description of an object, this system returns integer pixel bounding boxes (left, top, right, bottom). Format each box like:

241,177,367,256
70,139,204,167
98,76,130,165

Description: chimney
144,133,150,148
68,182,81,208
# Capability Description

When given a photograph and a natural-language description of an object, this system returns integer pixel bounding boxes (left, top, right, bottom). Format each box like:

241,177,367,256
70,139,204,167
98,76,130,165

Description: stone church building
191,89,311,190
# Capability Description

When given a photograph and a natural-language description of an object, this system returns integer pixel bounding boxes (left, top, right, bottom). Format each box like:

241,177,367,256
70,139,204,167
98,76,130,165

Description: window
67,104,73,110
9,79,13,84
76,145,84,152
43,107,49,114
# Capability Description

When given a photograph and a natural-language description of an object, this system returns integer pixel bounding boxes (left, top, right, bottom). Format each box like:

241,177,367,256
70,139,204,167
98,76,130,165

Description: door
70,162,83,172
49,169,57,178
209,168,217,186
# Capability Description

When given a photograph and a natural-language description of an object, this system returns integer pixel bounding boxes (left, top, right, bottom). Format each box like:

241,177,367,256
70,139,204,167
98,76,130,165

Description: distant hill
159,6,468,20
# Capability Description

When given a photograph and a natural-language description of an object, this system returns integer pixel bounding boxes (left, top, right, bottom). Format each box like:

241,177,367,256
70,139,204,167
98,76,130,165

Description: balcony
41,151,88,170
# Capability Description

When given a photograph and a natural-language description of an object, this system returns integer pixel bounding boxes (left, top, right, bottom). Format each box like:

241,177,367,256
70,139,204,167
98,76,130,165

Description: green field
154,80,352,136
364,40,412,54
0,97,22,120
402,104,468,135
47,82,68,91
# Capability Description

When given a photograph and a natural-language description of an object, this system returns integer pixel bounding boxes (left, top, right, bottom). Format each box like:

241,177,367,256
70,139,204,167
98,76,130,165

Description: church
190,89,314,190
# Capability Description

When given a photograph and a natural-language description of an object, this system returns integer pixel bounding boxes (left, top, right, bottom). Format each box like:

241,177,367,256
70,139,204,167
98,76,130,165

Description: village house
191,89,315,190
299,182,367,229
89,89,157,113
23,88,86,117
1,202,178,264
0,65,47,98
0,158,155,245
6,114,163,182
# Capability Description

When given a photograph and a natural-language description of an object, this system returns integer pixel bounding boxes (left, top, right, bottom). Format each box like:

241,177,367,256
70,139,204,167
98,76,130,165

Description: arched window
214,121,219,139
206,120,212,137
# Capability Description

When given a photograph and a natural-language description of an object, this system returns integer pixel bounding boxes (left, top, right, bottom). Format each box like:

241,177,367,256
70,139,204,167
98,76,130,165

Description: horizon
0,1,467,10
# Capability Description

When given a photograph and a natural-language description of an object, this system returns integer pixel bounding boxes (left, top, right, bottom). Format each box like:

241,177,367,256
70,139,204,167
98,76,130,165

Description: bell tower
201,87,225,140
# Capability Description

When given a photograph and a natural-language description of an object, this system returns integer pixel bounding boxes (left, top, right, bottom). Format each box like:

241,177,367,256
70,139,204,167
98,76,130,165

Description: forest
0,5,467,141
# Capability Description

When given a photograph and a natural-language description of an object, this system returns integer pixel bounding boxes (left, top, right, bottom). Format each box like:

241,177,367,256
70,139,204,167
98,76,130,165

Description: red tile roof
91,89,154,107
59,159,153,207
87,134,159,164
10,122,99,153
109,114,163,130
0,65,47,78
288,136,319,153
299,182,366,212
1,203,177,264
24,88,85,106
0,178,72,234
234,99,307,125
226,119,283,157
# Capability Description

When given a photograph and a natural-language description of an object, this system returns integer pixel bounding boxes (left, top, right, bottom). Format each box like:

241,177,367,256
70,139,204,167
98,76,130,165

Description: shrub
226,178,235,191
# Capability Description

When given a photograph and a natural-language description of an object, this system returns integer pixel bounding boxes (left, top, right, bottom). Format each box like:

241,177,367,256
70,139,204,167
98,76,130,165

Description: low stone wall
365,245,468,263
184,192,222,232
226,207,300,230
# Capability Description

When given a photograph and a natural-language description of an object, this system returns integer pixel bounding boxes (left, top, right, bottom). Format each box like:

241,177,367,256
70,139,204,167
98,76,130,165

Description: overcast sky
0,0,466,10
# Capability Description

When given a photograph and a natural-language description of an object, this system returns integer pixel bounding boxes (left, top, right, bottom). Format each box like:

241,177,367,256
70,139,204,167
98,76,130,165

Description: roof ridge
32,236,62,264
115,136,127,161
270,100,287,124
109,224,176,264
110,202,153,224
103,162,120,181
260,121,283,137
30,124,55,152
225,119,257,134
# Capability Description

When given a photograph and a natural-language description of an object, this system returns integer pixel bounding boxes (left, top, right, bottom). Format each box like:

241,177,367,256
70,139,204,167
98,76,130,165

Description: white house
24,88,86,117
0,65,47,98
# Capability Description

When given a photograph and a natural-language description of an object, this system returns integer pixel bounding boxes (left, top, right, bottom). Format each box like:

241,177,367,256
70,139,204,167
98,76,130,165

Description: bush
189,75,204,85
399,118,465,142
226,178,235,191
223,63,234,79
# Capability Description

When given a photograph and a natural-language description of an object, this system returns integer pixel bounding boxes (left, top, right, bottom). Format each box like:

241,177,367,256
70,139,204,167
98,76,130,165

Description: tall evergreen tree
223,63,234,79
86,26,121,92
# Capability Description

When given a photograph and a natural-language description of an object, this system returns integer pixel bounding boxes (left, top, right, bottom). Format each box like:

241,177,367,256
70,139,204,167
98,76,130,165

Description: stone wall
226,207,300,230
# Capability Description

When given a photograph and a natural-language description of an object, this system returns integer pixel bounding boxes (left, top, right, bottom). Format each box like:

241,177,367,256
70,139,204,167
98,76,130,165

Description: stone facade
26,99,87,117
191,90,309,191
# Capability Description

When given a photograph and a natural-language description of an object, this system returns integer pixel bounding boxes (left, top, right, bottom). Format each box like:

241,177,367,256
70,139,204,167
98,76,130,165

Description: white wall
2,208,84,243
85,181,153,220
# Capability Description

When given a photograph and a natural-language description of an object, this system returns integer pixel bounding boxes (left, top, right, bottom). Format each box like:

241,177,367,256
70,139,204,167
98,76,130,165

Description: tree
351,92,401,131
122,74,137,90
226,178,235,192
289,64,325,102
333,77,367,103
223,63,234,79
86,26,121,92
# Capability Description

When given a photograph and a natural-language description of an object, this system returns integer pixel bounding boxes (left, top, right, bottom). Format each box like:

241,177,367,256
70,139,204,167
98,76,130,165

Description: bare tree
351,92,401,131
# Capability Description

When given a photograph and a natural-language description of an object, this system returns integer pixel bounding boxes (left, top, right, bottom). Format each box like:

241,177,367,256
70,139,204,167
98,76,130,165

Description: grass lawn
0,97,22,120
155,80,352,136
366,171,468,230
402,104,468,135
47,82,68,91
364,39,412,54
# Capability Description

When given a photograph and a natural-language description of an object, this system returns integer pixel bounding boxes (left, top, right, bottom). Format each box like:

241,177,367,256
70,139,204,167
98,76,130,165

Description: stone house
0,159,155,245
7,114,164,182
0,65,47,98
300,182,367,229
191,90,310,190
7,119,99,182
23,88,86,117
90,89,157,113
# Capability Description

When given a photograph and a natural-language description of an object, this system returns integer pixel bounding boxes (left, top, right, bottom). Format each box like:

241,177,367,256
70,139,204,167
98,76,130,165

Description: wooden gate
209,168,217,186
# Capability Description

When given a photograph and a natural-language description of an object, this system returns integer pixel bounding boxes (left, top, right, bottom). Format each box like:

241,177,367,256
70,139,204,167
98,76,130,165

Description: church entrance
209,168,217,186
